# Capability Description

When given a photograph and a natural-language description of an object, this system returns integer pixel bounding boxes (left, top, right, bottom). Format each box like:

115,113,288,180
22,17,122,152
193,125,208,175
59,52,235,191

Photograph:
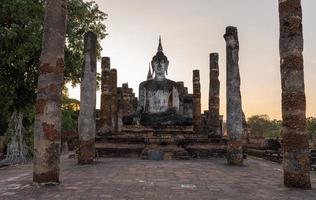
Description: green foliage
247,115,282,139
66,0,107,85
248,115,316,141
23,105,35,155
0,0,42,112
267,119,282,139
62,88,79,132
0,0,106,150
62,110,77,131
0,0,106,111
307,117,316,141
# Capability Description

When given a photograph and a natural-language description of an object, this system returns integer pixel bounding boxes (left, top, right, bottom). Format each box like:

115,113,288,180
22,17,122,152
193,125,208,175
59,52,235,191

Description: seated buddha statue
138,37,179,114
123,37,192,126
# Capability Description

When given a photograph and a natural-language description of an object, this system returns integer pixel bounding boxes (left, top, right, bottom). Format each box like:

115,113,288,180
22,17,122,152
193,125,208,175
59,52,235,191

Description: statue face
153,59,167,76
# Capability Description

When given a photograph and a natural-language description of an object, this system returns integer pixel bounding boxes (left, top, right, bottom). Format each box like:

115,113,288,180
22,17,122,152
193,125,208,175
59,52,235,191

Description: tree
0,0,106,165
307,117,316,142
0,0,42,165
62,88,80,132
268,119,282,139
247,115,281,139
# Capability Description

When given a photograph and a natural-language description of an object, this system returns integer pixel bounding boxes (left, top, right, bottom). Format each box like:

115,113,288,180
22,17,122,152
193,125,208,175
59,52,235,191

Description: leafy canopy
0,0,107,114
247,115,282,139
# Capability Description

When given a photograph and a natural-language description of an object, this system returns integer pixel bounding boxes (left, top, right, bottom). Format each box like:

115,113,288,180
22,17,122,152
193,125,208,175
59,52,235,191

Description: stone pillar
33,0,67,184
224,26,243,166
110,69,118,132
117,83,133,131
78,31,97,164
117,87,123,131
100,57,112,133
192,70,201,133
177,82,185,115
184,87,188,95
123,84,134,115
279,0,311,189
183,94,193,118
208,53,221,137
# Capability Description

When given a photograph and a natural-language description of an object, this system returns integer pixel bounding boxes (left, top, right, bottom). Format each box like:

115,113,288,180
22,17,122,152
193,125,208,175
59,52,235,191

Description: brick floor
0,155,315,200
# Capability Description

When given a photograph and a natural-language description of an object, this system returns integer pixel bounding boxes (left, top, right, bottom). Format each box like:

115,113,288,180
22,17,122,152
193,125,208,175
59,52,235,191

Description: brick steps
96,130,227,160
185,144,227,158
96,143,145,158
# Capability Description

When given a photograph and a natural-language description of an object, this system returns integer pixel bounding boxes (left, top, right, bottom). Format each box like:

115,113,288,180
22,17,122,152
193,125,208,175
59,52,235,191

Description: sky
69,0,316,120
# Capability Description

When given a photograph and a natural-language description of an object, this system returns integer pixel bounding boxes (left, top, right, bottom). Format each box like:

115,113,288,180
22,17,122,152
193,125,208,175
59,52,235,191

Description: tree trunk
33,0,67,184
279,0,311,189
0,111,28,165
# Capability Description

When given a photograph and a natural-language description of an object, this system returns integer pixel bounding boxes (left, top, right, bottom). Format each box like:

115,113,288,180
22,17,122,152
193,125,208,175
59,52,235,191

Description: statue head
151,37,169,79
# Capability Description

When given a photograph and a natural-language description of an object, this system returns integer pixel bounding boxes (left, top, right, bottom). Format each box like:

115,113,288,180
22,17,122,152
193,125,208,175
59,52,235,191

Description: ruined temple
96,38,226,160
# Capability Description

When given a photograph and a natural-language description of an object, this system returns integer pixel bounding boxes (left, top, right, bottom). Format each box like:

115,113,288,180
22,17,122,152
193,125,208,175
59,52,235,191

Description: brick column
78,31,97,164
177,82,185,115
99,57,112,133
208,53,221,137
33,0,67,183
224,26,243,166
193,70,201,133
279,0,311,189
110,69,118,132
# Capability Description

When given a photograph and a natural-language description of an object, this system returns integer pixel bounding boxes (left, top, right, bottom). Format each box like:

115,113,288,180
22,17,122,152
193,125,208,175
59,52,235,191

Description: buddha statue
138,37,180,114
123,37,192,126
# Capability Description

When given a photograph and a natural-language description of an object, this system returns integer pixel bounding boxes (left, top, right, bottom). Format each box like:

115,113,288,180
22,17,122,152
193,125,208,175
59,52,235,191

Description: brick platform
96,125,227,160
1,154,316,200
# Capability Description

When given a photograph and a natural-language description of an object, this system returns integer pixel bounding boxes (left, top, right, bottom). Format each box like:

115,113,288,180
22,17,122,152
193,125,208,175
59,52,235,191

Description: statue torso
139,79,179,113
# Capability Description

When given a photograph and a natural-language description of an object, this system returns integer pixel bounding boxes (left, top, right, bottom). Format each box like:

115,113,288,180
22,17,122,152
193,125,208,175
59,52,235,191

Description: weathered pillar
110,69,118,132
184,87,188,95
100,57,112,133
117,83,131,131
33,0,67,183
193,70,201,133
122,84,134,116
224,26,243,166
208,53,221,137
177,82,185,115
78,31,97,164
279,0,311,189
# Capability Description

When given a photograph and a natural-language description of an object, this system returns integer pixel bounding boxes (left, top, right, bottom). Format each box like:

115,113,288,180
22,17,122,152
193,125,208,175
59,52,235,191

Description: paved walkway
0,155,315,200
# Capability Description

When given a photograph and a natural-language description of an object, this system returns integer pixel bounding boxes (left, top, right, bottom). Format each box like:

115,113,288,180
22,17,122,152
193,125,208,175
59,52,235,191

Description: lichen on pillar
208,53,221,137
99,57,112,133
224,26,243,166
33,0,67,184
78,31,97,164
279,0,311,189
192,70,201,134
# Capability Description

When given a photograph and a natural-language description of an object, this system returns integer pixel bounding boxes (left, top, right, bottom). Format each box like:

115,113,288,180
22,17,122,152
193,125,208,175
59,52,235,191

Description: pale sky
69,0,316,120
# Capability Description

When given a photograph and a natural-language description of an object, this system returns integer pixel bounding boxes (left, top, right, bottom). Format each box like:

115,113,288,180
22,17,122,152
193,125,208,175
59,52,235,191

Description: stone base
78,139,95,164
185,144,227,158
96,125,227,160
141,145,190,160
95,143,145,158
